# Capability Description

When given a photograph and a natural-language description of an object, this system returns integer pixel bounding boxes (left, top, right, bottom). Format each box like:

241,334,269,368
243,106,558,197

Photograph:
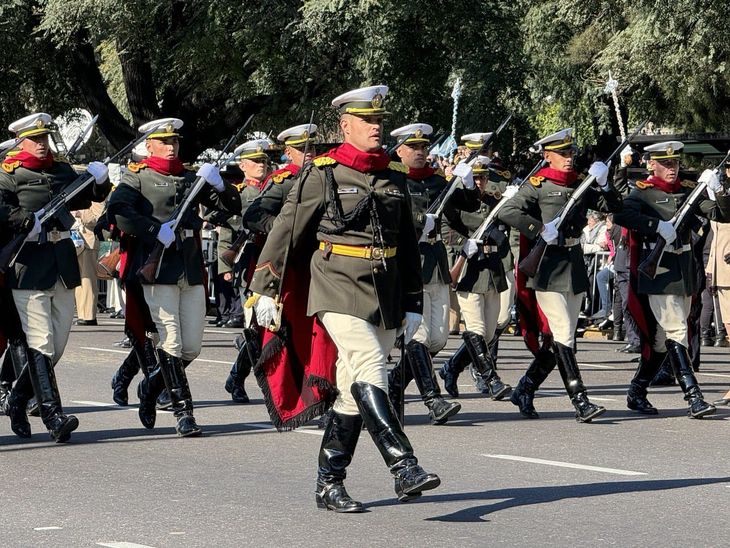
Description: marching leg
403,340,460,425
510,347,556,419
225,327,261,403
157,349,202,437
553,342,605,423
462,331,511,400
438,342,470,398
665,340,715,418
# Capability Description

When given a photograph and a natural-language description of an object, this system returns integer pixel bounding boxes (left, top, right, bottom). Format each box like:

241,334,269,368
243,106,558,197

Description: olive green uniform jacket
0,160,111,289
250,157,423,330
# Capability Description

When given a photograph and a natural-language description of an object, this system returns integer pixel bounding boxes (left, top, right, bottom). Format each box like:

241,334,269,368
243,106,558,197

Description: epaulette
529,176,545,187
388,161,408,174
680,179,696,189
635,180,653,190
1,160,21,173
313,156,337,168
271,170,293,184
53,155,69,164
127,162,147,173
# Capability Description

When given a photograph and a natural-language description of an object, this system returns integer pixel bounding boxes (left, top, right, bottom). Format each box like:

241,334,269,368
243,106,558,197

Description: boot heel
315,494,328,510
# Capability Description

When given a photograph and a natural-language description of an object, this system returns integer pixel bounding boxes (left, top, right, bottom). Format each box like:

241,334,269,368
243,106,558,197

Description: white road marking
483,454,646,476
34,526,62,531
698,372,730,379
97,543,156,548
72,400,117,407
584,397,618,402
204,329,236,334
577,363,615,369
79,347,230,365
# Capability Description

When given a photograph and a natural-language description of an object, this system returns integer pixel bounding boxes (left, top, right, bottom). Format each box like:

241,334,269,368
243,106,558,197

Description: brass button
371,247,384,260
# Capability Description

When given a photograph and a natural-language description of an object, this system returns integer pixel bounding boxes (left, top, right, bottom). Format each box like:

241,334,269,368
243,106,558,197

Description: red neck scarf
408,166,435,180
535,167,578,187
328,143,391,173
143,156,185,176
12,151,54,171
285,162,301,176
645,174,680,193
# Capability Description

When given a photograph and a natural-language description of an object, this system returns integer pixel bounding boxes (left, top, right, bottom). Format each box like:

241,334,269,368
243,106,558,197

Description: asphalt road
2,317,729,547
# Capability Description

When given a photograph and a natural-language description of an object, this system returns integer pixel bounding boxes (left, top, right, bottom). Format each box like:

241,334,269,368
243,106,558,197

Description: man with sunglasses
614,141,730,418
498,128,621,422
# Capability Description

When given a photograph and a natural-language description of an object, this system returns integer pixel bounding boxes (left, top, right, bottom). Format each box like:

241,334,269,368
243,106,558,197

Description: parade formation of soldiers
2,83,730,513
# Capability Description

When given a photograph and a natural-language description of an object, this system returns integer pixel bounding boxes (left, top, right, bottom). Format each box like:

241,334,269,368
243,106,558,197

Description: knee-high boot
315,411,364,512
553,342,605,422
0,339,23,413
627,351,664,415
111,343,142,406
438,342,470,398
403,340,460,425
510,348,556,419
488,325,506,370
462,331,511,400
5,341,33,438
225,328,261,404
157,349,202,437
136,341,165,429
350,382,440,502
665,340,715,418
387,353,413,417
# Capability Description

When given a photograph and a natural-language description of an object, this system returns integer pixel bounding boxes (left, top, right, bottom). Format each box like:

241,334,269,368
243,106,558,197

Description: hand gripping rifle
427,113,512,218
518,120,648,278
137,115,254,284
0,127,158,274
449,159,546,286
638,148,730,279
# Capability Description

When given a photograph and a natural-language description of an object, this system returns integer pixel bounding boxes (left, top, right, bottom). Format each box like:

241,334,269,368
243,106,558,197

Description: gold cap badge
371,93,383,109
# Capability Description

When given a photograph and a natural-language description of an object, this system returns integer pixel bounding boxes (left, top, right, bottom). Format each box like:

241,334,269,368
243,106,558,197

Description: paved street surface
2,317,729,547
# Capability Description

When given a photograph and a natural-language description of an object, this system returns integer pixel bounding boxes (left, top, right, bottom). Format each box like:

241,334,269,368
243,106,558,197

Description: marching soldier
498,128,619,422
213,138,270,403
250,85,440,512
0,113,111,441
106,118,242,436
439,154,513,400
614,141,730,417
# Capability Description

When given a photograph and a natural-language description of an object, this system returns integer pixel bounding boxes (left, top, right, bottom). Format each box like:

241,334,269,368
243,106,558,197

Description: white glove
541,220,558,244
156,220,177,248
24,211,42,241
620,145,634,168
402,312,423,343
699,169,722,193
196,163,225,192
588,161,610,189
422,213,437,235
253,294,278,328
502,184,519,200
87,161,109,185
452,161,475,189
462,238,480,259
656,220,676,245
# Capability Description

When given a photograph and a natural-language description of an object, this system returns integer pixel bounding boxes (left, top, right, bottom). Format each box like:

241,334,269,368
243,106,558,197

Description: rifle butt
637,240,666,280
220,246,239,268
137,243,165,284
518,239,547,278
0,233,27,274
449,255,466,287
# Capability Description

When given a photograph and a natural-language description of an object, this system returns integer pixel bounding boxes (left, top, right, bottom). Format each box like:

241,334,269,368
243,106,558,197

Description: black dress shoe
715,337,729,347
208,318,221,325
74,319,98,326
701,337,714,347
617,344,640,354
225,318,244,328
113,337,132,348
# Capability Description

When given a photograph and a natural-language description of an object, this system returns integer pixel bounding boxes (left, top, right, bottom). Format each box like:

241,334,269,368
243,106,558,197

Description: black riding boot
488,325,506,370
462,331,511,400
510,348,556,419
387,354,413,416
158,350,202,437
650,355,676,386
5,347,33,438
404,340,460,425
225,328,261,404
315,411,364,512
0,340,22,414
111,347,141,406
627,352,664,415
438,342,470,398
25,348,79,442
350,382,440,502
136,341,165,429
665,340,715,418
553,342,605,423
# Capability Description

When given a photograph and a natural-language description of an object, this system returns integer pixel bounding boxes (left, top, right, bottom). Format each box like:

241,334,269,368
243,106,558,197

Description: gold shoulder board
388,161,408,173
313,156,337,167
529,176,544,187
127,162,147,173
1,160,21,173
680,179,696,189
272,170,292,184
635,180,653,190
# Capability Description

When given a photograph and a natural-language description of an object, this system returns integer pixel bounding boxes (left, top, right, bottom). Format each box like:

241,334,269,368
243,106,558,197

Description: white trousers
143,279,206,361
456,289,501,342
648,294,691,351
413,280,449,353
535,290,585,347
13,279,76,364
319,311,396,416
497,269,515,330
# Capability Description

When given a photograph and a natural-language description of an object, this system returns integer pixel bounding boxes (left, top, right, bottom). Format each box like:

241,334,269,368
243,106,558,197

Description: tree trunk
117,39,161,126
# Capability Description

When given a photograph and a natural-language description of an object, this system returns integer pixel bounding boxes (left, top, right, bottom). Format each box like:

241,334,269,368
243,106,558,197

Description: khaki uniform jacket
107,163,241,285
498,175,622,293
0,160,111,289
250,158,423,330
614,181,730,295
407,172,479,284
215,180,262,275
243,168,299,236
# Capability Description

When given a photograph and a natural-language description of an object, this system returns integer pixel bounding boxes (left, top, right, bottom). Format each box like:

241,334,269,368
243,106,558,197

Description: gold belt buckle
48,230,61,243
370,247,384,260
